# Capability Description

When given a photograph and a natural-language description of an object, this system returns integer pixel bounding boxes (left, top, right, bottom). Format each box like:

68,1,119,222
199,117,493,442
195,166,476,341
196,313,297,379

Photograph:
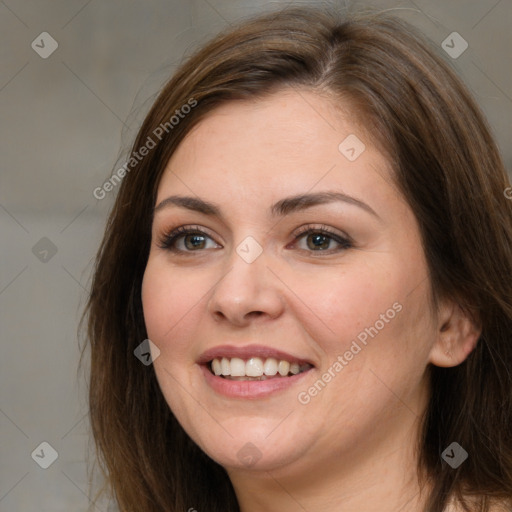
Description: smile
210,356,313,380
198,344,315,398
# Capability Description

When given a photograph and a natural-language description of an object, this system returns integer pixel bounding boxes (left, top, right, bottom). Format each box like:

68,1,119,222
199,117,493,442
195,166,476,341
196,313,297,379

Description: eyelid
157,225,220,251
157,223,353,254
289,224,353,254
292,223,352,242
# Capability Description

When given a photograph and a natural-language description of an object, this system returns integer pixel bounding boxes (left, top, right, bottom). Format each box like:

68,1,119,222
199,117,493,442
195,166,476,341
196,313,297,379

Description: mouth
208,356,314,381
198,344,316,398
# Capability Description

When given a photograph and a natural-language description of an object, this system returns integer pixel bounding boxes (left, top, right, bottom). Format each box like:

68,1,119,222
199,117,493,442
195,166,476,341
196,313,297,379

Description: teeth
263,357,278,376
210,356,310,378
221,357,231,376
230,357,246,377
278,360,290,376
212,358,222,376
246,357,264,377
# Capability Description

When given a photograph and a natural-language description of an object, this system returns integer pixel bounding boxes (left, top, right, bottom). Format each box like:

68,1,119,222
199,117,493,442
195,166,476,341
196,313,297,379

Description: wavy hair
83,5,512,511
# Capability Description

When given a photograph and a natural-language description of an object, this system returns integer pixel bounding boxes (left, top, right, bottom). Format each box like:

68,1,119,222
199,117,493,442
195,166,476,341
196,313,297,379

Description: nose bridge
207,235,285,324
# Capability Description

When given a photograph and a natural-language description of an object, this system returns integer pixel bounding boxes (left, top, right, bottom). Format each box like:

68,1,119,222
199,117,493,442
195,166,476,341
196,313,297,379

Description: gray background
1,0,510,510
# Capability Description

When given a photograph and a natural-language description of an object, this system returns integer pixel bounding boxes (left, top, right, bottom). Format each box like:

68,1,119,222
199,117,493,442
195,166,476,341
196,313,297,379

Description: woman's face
142,89,440,475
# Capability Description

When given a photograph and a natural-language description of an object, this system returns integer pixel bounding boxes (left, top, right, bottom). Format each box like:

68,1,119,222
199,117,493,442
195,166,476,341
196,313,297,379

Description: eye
158,224,353,255
158,225,220,253
291,224,352,254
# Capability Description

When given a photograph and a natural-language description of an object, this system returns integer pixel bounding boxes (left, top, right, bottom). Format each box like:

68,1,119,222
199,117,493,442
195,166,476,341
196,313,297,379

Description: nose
207,247,285,327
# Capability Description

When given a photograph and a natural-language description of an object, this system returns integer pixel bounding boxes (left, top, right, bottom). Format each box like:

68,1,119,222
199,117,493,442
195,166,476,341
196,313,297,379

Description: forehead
156,89,396,212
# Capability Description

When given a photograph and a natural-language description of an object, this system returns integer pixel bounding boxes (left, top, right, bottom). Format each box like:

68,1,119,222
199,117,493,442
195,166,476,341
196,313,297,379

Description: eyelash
157,224,353,256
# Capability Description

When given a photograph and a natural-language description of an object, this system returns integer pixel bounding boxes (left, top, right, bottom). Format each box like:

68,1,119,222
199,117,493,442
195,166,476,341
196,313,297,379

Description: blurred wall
1,0,510,509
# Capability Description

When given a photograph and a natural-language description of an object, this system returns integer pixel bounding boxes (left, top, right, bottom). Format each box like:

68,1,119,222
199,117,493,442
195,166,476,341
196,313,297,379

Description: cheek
141,258,208,427
291,255,434,379
141,258,207,360
295,267,432,425
289,262,401,349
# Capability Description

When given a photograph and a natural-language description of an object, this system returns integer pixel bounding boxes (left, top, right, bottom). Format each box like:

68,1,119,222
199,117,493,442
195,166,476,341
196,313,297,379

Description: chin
206,439,305,472
186,415,314,472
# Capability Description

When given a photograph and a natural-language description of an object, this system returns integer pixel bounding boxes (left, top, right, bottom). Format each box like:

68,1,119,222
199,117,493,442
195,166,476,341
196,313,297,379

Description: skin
141,88,480,511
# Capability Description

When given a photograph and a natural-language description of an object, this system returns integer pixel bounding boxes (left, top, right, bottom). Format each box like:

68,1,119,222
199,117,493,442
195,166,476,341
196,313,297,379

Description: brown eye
183,233,207,250
305,232,331,250
158,226,220,253
292,225,352,254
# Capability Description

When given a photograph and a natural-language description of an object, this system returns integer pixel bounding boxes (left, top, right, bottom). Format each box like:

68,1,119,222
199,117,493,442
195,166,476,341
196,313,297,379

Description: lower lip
200,364,314,399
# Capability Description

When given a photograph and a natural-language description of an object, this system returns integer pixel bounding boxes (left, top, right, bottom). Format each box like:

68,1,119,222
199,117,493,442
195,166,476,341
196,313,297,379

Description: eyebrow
154,191,380,220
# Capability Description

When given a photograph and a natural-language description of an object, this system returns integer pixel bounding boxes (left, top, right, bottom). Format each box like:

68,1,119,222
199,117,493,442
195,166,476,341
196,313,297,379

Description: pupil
186,234,205,249
308,233,328,250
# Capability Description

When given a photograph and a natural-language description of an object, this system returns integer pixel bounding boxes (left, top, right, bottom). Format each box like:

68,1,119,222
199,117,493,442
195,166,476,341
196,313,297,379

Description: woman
84,5,512,511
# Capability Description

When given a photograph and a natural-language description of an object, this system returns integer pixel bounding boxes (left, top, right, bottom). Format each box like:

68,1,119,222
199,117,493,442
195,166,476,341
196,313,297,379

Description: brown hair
83,5,512,511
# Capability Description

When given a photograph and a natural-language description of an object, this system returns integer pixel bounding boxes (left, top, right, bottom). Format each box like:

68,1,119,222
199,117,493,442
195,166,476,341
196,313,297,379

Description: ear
429,300,481,368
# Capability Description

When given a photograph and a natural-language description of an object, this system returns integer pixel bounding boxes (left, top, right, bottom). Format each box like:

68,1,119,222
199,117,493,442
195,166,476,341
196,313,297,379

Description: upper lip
197,344,315,366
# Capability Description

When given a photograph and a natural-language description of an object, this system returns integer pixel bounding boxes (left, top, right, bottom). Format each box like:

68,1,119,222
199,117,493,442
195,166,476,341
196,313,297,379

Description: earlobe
429,302,481,368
